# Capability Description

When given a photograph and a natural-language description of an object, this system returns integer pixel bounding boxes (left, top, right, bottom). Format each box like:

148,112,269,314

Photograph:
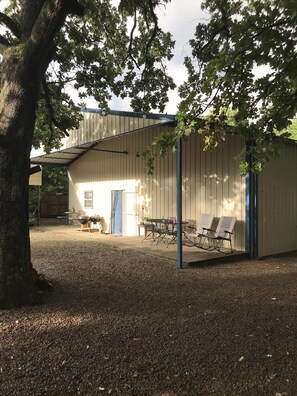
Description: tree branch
22,0,84,74
41,78,69,145
0,12,22,39
0,34,11,46
144,0,160,58
123,7,140,68
66,0,84,17
137,0,161,93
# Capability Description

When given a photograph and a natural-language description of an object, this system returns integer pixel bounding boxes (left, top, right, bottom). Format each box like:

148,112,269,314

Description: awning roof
30,141,129,167
30,119,176,167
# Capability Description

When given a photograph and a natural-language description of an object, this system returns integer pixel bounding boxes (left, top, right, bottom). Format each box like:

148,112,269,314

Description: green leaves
29,166,68,212
58,0,175,113
136,130,177,175
33,82,83,153
1,0,175,151
178,0,297,173
136,146,156,176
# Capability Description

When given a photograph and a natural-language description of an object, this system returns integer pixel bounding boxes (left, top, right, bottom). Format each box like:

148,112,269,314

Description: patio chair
183,214,214,248
205,216,237,253
164,220,178,247
140,221,155,242
152,219,168,245
165,219,195,247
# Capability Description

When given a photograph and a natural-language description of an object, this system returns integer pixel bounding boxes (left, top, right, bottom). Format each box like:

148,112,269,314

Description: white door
122,192,138,236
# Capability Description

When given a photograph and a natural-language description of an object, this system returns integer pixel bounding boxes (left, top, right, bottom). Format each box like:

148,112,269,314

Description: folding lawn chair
205,216,236,253
183,214,214,248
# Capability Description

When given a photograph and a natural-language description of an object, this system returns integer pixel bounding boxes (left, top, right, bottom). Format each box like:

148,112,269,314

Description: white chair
205,216,237,253
183,214,214,247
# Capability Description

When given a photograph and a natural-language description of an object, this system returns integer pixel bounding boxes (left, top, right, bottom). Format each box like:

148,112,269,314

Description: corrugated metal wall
258,143,297,256
66,111,163,147
69,126,246,250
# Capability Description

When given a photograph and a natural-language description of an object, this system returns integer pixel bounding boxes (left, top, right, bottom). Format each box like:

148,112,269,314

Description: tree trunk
0,0,84,308
0,85,39,308
0,143,36,308
0,43,42,307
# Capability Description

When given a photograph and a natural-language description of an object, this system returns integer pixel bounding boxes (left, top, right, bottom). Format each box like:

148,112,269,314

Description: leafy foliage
29,166,68,212
0,0,175,151
33,86,83,152
136,146,156,175
136,130,177,175
287,117,297,140
177,0,297,173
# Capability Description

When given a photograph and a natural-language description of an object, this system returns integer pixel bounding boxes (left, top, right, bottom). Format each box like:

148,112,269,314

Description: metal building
31,109,297,257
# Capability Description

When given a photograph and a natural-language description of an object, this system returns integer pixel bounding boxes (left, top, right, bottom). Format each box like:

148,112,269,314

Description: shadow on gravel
1,238,296,396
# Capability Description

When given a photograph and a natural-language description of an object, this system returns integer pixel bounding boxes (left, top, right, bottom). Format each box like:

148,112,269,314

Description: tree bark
0,0,83,308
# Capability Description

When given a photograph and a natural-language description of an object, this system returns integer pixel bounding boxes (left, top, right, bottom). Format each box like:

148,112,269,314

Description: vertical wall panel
180,133,246,250
258,143,297,256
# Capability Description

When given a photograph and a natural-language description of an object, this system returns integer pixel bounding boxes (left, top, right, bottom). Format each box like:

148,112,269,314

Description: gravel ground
0,227,296,396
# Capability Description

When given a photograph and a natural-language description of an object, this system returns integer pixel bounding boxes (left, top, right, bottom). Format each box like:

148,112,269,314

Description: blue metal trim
67,167,70,214
245,140,260,259
245,140,252,257
245,169,251,256
177,138,183,269
80,107,176,121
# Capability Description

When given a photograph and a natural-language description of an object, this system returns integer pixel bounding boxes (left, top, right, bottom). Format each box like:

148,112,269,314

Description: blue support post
245,141,252,257
177,137,183,269
245,168,251,256
246,139,259,259
253,172,259,258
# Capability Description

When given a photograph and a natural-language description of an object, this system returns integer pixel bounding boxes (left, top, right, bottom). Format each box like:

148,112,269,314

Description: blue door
112,190,123,234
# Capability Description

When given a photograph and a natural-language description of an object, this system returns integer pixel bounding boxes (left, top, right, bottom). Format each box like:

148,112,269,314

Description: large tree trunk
0,45,42,308
0,0,84,309
0,133,36,308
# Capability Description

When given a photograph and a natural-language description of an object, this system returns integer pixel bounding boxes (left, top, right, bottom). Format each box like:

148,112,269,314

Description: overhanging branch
123,7,140,68
66,0,84,17
41,78,69,146
0,12,21,39
22,0,85,74
0,34,11,46
145,0,160,57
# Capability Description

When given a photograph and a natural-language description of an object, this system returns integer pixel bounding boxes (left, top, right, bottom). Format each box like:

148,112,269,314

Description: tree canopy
0,0,175,153
177,0,297,172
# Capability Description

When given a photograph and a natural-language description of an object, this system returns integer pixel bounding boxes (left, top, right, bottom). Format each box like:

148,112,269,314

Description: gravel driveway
0,227,296,395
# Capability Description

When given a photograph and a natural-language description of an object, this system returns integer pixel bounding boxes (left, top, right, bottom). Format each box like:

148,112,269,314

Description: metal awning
30,141,129,167
30,119,176,167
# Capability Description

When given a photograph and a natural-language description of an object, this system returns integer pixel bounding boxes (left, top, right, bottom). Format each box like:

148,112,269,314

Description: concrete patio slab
91,233,247,266
33,222,247,267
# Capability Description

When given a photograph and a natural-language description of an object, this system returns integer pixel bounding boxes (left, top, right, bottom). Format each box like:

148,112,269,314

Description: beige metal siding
29,171,42,186
258,143,297,256
69,128,246,250
67,112,163,147
182,133,246,251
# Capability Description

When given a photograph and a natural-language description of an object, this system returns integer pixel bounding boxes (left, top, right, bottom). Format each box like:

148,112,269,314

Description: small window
84,190,93,209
